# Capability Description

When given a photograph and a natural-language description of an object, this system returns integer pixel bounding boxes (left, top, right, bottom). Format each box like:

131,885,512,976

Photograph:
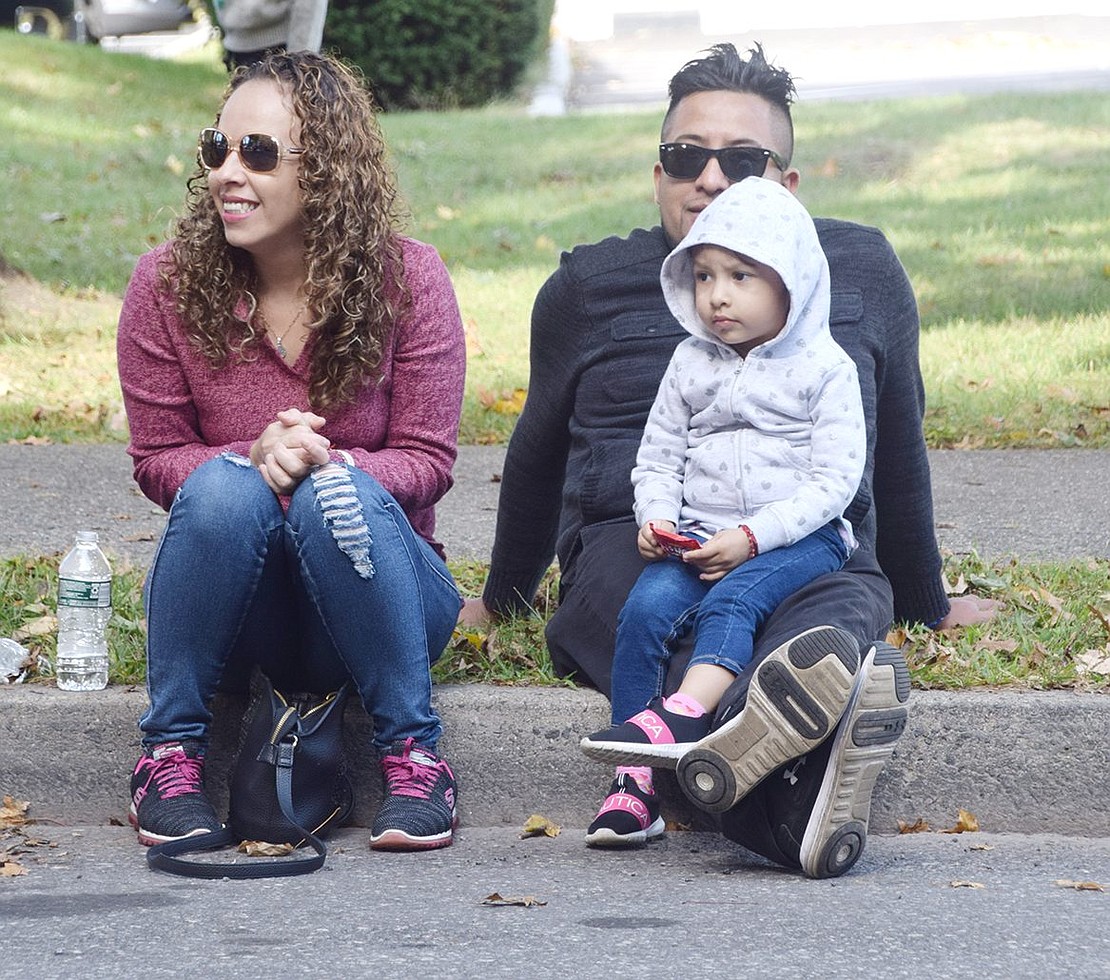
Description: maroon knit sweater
116,237,466,551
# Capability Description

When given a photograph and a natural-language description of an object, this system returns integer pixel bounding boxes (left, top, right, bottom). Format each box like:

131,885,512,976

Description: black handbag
146,673,353,879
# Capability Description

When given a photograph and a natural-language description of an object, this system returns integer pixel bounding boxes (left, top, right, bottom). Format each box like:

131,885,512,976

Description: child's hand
682,528,751,581
638,521,670,560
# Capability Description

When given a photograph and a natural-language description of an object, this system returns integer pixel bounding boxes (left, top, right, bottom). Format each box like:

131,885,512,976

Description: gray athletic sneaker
794,641,911,877
717,641,911,878
676,626,860,814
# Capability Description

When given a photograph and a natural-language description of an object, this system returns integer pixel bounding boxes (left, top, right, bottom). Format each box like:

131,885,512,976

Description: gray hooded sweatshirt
633,177,866,554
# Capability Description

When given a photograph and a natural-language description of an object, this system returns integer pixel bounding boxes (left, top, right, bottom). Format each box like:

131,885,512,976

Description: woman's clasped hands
250,407,331,494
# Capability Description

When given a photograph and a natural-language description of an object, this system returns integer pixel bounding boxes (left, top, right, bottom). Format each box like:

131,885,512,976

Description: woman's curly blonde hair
162,51,410,409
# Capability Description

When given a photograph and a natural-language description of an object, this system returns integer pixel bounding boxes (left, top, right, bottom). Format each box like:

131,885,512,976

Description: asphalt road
3,826,1110,978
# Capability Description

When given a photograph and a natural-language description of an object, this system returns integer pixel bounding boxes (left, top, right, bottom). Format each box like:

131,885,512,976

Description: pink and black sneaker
370,738,458,851
128,740,222,846
585,774,665,847
580,697,712,768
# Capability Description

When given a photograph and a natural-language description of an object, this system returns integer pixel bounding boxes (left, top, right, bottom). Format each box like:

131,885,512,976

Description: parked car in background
6,0,195,41
79,0,194,39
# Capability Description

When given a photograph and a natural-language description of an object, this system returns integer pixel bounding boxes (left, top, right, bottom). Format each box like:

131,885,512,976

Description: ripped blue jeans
140,454,461,753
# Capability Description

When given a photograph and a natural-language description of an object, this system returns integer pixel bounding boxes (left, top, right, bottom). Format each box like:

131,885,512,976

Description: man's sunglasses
197,128,304,174
658,143,787,183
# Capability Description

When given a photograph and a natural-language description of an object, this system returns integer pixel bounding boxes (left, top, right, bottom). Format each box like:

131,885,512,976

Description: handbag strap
146,736,329,879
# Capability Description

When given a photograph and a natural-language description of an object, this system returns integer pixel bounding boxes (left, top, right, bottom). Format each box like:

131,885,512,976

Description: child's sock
663,691,708,718
616,765,653,795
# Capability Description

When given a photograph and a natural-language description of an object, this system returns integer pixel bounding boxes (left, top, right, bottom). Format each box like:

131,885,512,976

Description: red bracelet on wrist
739,524,759,560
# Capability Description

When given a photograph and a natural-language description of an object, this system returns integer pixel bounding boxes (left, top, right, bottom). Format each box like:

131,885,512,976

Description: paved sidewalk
1,444,1108,565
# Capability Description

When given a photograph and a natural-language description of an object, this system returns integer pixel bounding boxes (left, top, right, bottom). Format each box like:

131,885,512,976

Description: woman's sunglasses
658,143,787,183
197,128,304,174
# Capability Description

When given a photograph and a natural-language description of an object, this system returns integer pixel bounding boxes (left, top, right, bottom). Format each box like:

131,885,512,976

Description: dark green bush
324,0,554,111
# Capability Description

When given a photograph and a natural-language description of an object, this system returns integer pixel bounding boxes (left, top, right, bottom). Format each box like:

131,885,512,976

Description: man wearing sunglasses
461,43,996,876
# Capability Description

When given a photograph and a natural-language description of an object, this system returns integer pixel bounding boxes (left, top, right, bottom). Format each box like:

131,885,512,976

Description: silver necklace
264,301,307,359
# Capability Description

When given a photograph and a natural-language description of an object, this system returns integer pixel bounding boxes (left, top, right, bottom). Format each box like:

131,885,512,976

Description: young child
580,177,866,846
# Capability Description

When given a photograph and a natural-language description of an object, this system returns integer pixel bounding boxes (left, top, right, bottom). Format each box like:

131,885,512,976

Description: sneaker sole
585,816,666,848
370,828,455,851
579,736,696,767
370,813,458,852
128,804,223,848
799,641,911,879
676,626,860,814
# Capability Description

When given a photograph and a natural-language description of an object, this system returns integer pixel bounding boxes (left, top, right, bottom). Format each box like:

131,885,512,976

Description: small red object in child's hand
650,524,702,557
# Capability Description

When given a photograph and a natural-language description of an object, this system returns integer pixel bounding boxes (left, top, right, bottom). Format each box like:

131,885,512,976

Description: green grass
4,552,1108,691
1,32,1108,446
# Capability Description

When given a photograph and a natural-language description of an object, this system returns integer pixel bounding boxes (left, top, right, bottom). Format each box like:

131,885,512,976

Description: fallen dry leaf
949,880,985,889
0,797,31,828
976,639,1018,655
520,814,560,839
1,828,52,853
1036,586,1070,625
481,892,547,908
1053,879,1105,892
941,569,968,597
477,387,527,415
13,615,57,641
239,840,295,857
491,389,527,415
0,858,27,877
1088,602,1110,636
941,809,980,834
1023,640,1049,669
951,433,987,450
1075,647,1110,677
897,817,931,834
969,843,994,852
885,626,908,649
451,625,487,653
967,572,1007,592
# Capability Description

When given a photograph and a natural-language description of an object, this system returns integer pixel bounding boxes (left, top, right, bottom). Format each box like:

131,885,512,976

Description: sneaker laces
140,747,204,800
381,738,445,800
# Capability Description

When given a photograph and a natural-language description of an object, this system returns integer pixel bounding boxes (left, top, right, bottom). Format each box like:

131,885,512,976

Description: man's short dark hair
663,43,797,164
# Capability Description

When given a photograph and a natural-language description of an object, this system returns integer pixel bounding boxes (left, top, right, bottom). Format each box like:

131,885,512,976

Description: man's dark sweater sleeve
481,264,582,614
870,242,951,626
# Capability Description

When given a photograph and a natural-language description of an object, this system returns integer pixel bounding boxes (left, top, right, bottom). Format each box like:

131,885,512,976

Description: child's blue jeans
609,521,849,723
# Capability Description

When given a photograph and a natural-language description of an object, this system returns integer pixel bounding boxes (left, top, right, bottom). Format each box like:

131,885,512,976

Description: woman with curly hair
118,51,465,852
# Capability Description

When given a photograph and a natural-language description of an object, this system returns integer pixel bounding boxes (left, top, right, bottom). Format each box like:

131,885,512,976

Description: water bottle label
58,577,112,608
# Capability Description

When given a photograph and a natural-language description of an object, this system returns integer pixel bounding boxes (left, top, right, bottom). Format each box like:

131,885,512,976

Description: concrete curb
3,684,1108,835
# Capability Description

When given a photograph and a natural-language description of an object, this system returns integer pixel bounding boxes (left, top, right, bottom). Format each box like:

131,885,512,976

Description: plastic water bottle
56,531,112,691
